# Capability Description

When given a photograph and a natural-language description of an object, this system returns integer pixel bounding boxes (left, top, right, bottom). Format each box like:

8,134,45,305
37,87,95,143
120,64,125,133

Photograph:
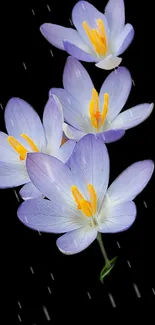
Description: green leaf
100,256,118,281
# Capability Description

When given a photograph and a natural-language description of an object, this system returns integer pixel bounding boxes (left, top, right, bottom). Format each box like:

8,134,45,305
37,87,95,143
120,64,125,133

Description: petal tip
95,56,122,70
6,97,21,106
149,102,154,112
146,159,154,173
48,88,52,97
66,55,75,62
4,97,23,117
137,159,154,179
40,23,49,35
116,65,130,75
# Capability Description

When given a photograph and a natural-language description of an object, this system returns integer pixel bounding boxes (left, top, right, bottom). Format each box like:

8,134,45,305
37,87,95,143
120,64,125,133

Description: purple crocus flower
50,57,154,143
0,95,76,200
40,0,134,70
17,134,154,255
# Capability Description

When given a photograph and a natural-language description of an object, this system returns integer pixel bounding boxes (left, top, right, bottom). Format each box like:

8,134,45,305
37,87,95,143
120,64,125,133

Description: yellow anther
89,88,101,129
89,89,109,129
87,184,97,215
71,185,84,209
7,136,28,160
79,199,92,217
20,134,39,152
71,184,97,217
97,19,107,47
82,18,107,56
8,133,39,161
82,21,94,45
101,93,109,126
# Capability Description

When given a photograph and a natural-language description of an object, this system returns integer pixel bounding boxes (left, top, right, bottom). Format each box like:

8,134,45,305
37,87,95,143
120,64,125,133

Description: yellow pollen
89,89,109,129
7,134,39,161
101,93,109,126
71,184,97,217
20,134,39,152
87,184,97,215
7,136,28,161
82,18,107,56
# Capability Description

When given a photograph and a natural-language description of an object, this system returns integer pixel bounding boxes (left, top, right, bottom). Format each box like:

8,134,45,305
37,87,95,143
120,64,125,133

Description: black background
1,0,155,322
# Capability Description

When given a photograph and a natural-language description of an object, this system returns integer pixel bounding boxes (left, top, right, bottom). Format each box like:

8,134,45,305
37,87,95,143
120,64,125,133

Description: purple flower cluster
0,0,154,278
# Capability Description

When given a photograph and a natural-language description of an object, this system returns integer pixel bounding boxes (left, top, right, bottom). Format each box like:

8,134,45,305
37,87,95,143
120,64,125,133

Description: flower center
82,19,107,56
7,133,39,160
71,184,97,217
89,88,109,129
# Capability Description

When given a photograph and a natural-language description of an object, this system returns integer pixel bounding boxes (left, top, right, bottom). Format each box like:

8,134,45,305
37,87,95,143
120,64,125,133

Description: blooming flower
17,134,154,255
40,0,134,70
50,57,154,143
0,95,76,200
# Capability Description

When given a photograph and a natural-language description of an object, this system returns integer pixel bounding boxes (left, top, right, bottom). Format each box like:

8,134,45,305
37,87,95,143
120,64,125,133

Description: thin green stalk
97,233,111,268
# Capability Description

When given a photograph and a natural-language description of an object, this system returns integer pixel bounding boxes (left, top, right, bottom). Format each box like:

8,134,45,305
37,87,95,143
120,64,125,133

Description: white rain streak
23,62,27,70
0,103,3,110
43,306,50,321
17,314,22,322
17,301,22,309
25,216,28,224
108,293,116,308
87,292,91,299
143,201,147,208
152,288,155,295
50,272,55,280
14,189,20,202
116,241,121,249
47,286,52,294
132,79,135,86
69,18,73,25
50,49,54,57
133,283,141,298
31,9,35,15
38,231,42,236
74,239,78,247
47,4,51,12
30,266,34,274
127,260,131,268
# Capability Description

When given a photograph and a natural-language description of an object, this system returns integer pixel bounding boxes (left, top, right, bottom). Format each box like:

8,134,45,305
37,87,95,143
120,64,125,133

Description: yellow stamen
79,199,92,217
89,89,109,129
87,184,97,215
71,185,84,209
7,134,39,160
101,93,109,126
89,88,101,129
89,101,98,128
7,136,28,161
71,184,97,217
92,29,106,55
82,19,107,56
89,88,102,129
20,134,39,152
97,19,107,47
82,21,95,45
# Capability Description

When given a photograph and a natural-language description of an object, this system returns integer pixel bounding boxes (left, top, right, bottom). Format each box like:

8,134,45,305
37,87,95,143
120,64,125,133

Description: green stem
97,233,111,268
